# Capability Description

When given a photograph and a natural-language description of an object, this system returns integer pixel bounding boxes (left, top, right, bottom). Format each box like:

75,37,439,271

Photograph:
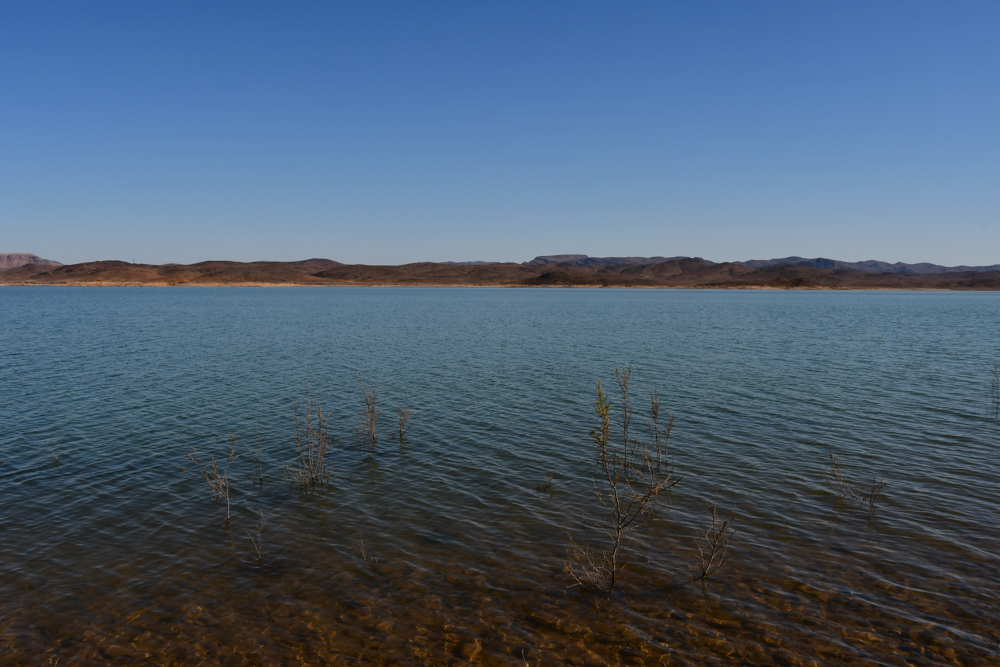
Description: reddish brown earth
3,257,1000,289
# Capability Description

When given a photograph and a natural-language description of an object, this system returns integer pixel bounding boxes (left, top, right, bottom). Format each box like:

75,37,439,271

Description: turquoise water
1,287,998,665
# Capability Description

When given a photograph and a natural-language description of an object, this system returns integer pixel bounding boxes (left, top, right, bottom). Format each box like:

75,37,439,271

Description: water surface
1,287,998,665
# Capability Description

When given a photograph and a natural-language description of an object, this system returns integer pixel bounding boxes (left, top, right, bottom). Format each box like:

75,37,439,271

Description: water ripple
1,287,998,664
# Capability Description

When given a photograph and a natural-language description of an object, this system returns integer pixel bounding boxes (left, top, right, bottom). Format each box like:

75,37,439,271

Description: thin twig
359,535,379,576
245,423,264,488
826,452,862,502
989,365,1000,423
396,389,411,447
178,434,238,529
827,451,886,520
283,394,334,490
535,472,554,493
565,367,682,592
355,376,383,452
246,509,266,567
689,489,738,581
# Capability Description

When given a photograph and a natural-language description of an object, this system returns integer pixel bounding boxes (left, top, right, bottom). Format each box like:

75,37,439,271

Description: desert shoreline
0,281,976,291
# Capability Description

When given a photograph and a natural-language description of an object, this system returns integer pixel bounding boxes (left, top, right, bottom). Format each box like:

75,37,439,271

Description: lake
1,286,998,665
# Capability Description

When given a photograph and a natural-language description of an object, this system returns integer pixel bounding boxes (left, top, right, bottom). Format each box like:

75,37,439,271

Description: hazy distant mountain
0,253,62,271
439,261,500,266
523,254,589,265
733,257,1000,274
525,254,694,267
526,254,1000,275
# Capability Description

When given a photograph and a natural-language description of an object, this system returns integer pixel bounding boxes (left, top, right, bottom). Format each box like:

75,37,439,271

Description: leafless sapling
246,509,266,567
245,423,264,488
179,433,238,529
826,452,886,519
535,472,554,493
354,376,383,452
283,395,334,490
359,535,379,576
989,365,1000,424
689,490,738,582
565,367,681,592
648,387,676,476
396,389,411,447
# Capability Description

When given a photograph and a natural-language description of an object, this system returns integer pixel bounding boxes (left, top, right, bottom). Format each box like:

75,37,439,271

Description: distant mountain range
524,255,1000,274
438,260,500,266
0,253,62,271
730,256,1000,274
4,252,1000,285
4,256,1000,290
524,254,694,267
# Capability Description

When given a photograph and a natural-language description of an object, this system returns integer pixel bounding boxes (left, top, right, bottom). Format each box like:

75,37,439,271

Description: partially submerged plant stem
396,390,411,447
989,365,1000,424
535,472,554,493
246,423,264,488
648,388,676,476
284,395,334,490
565,367,681,593
690,489,738,581
355,376,383,452
179,433,238,529
826,452,886,519
247,509,266,567
359,535,379,576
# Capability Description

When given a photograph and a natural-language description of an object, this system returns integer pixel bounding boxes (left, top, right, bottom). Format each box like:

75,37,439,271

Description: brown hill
2,257,999,289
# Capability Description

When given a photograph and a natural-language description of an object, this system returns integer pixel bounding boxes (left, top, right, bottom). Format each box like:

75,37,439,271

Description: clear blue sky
2,1,998,266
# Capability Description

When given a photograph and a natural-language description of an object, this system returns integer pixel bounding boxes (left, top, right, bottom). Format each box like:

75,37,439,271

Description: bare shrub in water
535,472,554,493
247,509,266,567
179,433,238,529
565,367,681,593
284,397,333,490
564,529,612,592
826,452,886,519
689,490,738,581
396,389,411,447
358,535,379,576
648,388,676,476
246,424,264,488
989,365,1000,424
354,376,383,451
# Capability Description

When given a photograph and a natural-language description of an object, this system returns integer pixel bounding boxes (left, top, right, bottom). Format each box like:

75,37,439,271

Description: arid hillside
3,257,1000,289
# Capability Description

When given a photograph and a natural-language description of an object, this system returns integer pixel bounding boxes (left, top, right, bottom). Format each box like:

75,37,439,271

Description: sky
1,1,998,266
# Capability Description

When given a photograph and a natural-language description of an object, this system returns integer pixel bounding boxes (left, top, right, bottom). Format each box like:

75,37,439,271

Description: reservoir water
1,287,998,665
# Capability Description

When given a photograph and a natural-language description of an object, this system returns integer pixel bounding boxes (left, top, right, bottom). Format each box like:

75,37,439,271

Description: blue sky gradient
2,1,998,265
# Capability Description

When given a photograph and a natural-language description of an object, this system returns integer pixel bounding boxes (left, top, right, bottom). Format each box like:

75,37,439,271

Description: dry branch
247,509,266,567
359,535,379,576
178,433,238,529
826,452,886,519
690,490,738,581
565,367,682,592
284,396,334,490
396,390,411,447
354,376,383,452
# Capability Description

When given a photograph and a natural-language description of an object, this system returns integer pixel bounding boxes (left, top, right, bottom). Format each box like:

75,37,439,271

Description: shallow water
1,286,998,665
